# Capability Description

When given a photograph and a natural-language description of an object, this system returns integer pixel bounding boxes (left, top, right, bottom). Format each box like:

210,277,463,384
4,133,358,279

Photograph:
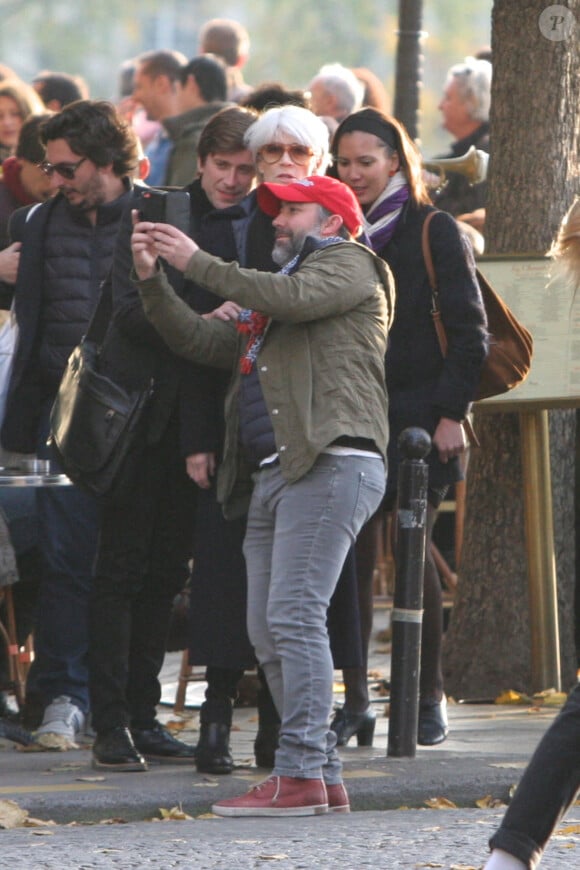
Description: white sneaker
36,696,85,742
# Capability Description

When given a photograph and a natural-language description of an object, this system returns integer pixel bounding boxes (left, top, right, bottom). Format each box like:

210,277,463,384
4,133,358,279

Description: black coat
178,180,257,459
380,202,488,492
180,180,257,669
98,185,199,447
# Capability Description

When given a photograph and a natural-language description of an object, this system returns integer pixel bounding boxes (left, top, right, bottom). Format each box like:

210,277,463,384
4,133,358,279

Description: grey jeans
243,453,386,784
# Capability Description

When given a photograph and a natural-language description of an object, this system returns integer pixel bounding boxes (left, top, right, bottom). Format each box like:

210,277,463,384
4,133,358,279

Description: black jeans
489,682,580,869
89,419,197,733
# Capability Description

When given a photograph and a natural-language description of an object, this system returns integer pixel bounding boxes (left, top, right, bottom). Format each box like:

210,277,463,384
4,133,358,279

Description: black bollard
387,426,431,758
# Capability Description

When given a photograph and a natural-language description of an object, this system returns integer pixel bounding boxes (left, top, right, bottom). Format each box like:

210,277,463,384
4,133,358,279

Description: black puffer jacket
1,187,131,453
38,197,125,392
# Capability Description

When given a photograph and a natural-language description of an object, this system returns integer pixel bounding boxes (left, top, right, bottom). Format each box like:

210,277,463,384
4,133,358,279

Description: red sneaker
212,775,328,817
326,782,350,813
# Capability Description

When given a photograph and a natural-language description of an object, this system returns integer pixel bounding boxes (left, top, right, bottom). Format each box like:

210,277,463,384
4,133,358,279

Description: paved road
2,808,580,869
2,612,574,868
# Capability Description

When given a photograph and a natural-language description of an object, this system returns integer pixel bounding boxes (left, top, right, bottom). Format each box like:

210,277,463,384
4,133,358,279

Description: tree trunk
443,0,580,698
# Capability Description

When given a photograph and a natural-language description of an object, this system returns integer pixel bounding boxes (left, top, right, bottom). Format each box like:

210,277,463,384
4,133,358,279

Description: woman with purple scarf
328,108,487,747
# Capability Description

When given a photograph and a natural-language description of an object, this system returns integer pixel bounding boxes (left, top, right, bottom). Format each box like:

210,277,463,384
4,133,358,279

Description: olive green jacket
136,239,395,516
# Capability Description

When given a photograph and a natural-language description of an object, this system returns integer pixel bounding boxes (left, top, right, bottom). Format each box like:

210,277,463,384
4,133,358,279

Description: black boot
254,676,280,769
330,706,376,746
195,698,234,775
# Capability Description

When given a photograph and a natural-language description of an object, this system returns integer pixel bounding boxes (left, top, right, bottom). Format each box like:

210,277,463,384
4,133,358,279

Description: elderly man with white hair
307,63,364,124
433,56,492,231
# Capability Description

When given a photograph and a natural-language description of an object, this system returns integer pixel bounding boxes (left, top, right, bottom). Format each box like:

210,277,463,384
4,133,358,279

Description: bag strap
84,275,113,345
422,210,449,358
422,210,481,448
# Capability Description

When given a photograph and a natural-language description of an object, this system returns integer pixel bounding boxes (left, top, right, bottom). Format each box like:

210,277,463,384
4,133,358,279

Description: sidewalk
0,605,559,825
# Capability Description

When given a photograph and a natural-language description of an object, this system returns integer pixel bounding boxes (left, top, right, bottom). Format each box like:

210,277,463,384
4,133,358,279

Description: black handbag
49,277,154,499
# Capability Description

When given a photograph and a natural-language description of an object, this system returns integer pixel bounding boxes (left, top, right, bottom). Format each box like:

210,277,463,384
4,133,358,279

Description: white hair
243,104,331,173
446,57,492,123
309,62,364,117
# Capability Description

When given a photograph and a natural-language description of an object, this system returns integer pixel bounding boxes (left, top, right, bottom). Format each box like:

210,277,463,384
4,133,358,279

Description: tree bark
443,0,580,698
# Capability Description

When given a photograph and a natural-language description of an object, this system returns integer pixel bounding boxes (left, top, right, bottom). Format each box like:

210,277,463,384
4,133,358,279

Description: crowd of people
5,15,562,850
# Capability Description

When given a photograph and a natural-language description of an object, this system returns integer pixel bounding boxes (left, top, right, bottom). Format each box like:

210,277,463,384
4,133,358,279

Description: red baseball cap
257,175,363,237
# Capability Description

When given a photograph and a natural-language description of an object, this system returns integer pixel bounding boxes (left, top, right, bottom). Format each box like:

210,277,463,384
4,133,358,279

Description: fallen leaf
556,824,580,835
0,800,28,829
29,829,55,836
424,797,458,809
196,812,219,820
449,865,480,870
192,779,219,788
494,690,532,705
158,805,193,821
24,817,57,827
415,863,444,868
99,817,128,825
475,795,506,809
257,855,289,861
76,776,106,782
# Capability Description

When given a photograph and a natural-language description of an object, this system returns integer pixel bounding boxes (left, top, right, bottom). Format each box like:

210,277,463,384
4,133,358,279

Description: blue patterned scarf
237,237,345,373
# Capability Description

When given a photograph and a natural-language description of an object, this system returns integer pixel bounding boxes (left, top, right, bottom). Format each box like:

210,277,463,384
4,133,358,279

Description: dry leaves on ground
424,797,458,809
555,824,580,835
153,805,194,821
494,688,566,708
0,799,56,830
475,795,507,809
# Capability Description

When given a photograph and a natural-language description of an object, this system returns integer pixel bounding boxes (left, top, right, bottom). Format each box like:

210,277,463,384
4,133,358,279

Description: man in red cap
130,175,395,817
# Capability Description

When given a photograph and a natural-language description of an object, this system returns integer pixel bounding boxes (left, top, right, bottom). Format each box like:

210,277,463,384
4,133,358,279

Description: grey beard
271,240,294,266
271,227,323,267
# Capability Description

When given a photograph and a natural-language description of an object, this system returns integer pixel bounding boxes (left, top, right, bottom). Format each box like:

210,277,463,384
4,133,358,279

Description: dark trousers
89,419,196,733
26,402,100,714
489,682,580,869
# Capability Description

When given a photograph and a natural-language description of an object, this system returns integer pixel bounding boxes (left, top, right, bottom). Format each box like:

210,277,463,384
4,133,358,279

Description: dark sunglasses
38,157,87,180
258,143,315,166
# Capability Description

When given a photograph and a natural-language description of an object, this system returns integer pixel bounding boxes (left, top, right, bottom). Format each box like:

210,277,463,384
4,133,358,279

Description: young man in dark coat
89,105,257,771
0,101,136,744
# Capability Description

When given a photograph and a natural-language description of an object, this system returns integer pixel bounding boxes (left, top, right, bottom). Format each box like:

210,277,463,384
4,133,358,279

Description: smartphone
138,188,190,234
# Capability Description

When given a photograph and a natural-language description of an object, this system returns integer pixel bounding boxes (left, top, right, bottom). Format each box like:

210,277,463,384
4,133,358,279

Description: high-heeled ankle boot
253,677,280,768
330,706,376,746
195,698,234,774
